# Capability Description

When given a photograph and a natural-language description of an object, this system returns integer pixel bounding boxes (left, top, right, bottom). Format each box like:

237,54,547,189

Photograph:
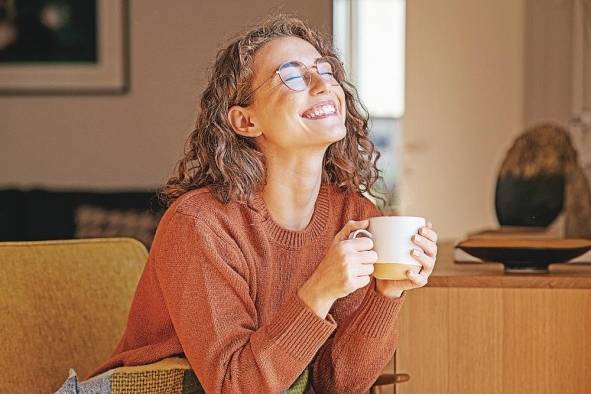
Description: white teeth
304,103,336,119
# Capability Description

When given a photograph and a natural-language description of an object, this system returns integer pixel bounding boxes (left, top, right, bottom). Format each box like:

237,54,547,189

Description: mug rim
370,215,425,222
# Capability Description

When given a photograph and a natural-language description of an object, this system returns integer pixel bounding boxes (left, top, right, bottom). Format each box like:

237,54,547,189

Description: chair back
0,238,147,393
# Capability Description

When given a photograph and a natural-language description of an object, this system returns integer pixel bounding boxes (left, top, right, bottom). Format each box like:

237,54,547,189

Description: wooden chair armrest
371,372,411,393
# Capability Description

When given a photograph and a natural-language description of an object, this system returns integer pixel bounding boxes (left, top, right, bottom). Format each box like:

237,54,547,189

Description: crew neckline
250,184,331,250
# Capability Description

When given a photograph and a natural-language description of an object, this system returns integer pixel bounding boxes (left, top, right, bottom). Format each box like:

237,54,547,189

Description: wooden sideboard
394,242,591,394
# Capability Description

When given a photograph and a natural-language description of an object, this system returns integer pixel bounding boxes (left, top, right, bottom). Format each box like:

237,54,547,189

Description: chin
324,124,347,143
298,117,347,145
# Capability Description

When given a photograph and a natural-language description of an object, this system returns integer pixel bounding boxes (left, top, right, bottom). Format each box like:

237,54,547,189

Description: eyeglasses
244,56,343,102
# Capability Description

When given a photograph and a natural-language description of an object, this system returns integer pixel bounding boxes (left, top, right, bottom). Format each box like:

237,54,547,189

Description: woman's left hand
375,222,438,298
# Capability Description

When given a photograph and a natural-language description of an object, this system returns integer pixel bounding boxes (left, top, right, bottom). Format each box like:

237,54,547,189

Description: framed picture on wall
0,0,129,95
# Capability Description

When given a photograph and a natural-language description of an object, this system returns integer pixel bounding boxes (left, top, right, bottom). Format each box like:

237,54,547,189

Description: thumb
334,219,370,243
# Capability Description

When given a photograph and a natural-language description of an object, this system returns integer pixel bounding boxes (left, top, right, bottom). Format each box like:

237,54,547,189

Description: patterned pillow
54,357,314,394
74,205,162,248
55,357,201,394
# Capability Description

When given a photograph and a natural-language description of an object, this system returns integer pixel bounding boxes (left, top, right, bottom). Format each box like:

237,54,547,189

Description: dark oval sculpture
495,174,565,227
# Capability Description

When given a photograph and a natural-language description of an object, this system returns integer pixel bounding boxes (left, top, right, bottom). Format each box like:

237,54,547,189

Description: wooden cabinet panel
396,288,591,394
448,289,503,394
502,289,591,393
397,288,450,393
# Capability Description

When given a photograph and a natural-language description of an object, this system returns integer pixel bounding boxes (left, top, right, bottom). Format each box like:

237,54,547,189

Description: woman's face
247,36,347,152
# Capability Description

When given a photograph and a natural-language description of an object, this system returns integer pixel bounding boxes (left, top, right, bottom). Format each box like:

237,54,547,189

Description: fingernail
411,249,421,257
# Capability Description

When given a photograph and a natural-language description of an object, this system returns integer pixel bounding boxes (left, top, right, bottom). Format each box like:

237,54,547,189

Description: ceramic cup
349,216,426,280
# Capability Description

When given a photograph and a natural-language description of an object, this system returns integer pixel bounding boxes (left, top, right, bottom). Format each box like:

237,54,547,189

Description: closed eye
284,75,304,82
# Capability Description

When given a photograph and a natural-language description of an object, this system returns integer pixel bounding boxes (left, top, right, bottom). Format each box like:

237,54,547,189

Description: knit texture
90,184,405,393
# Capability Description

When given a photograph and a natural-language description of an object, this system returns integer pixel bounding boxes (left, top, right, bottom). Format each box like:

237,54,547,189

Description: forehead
251,36,322,81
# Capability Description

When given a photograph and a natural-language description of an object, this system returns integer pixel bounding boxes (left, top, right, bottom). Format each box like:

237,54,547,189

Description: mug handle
348,229,373,240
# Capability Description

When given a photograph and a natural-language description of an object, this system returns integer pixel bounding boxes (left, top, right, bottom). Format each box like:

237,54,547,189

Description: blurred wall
401,0,526,239
0,0,332,189
2,0,575,241
524,0,573,126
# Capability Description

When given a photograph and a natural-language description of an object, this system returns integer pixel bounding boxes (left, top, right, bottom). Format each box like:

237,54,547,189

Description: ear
227,106,261,137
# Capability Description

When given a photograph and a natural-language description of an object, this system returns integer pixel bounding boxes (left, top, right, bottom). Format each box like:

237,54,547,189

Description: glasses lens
316,58,340,85
278,62,308,91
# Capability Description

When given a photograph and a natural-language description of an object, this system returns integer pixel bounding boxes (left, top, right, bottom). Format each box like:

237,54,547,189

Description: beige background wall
525,0,574,126
401,0,526,239
0,0,332,190
1,0,578,240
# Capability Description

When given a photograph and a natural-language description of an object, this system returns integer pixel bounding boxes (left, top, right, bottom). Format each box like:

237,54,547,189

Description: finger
378,278,415,291
355,262,375,277
407,270,428,287
355,250,378,264
412,234,437,257
354,275,372,289
343,237,374,252
419,226,438,243
410,248,435,276
334,220,369,243
427,221,433,229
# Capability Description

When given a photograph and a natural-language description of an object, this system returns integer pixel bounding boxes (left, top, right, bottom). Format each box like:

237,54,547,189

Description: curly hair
159,15,383,207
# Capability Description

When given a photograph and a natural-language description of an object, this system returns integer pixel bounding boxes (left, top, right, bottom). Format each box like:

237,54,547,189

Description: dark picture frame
0,0,129,95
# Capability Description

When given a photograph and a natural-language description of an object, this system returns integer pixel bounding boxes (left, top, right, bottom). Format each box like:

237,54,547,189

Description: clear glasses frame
242,56,344,103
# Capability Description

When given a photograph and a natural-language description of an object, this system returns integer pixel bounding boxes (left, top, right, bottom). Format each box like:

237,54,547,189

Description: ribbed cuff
349,288,405,338
266,294,336,361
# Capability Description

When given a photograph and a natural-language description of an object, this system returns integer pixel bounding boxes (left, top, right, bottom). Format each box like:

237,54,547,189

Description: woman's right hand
297,220,377,319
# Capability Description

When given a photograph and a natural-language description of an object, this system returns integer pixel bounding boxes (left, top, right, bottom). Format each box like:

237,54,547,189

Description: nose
308,70,332,95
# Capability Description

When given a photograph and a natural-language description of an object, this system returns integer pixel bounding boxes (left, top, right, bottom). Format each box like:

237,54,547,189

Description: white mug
349,216,426,280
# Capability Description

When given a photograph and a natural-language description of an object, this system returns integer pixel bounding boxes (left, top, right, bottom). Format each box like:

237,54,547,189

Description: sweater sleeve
312,282,405,393
311,194,406,393
154,210,336,393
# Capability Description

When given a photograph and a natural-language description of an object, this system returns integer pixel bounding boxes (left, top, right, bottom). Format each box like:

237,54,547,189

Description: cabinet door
395,287,591,394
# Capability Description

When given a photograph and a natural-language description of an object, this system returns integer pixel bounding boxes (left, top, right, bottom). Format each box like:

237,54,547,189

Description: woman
91,16,438,393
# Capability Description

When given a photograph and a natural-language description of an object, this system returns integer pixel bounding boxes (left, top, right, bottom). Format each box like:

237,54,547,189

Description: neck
261,147,326,231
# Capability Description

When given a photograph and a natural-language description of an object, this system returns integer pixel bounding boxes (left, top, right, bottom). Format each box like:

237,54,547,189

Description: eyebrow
273,57,323,70
255,57,318,86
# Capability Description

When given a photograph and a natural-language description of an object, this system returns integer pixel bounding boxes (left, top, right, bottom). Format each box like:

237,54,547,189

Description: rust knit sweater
90,184,405,393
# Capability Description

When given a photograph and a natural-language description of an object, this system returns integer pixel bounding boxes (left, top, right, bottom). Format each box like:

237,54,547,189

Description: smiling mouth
301,101,338,120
